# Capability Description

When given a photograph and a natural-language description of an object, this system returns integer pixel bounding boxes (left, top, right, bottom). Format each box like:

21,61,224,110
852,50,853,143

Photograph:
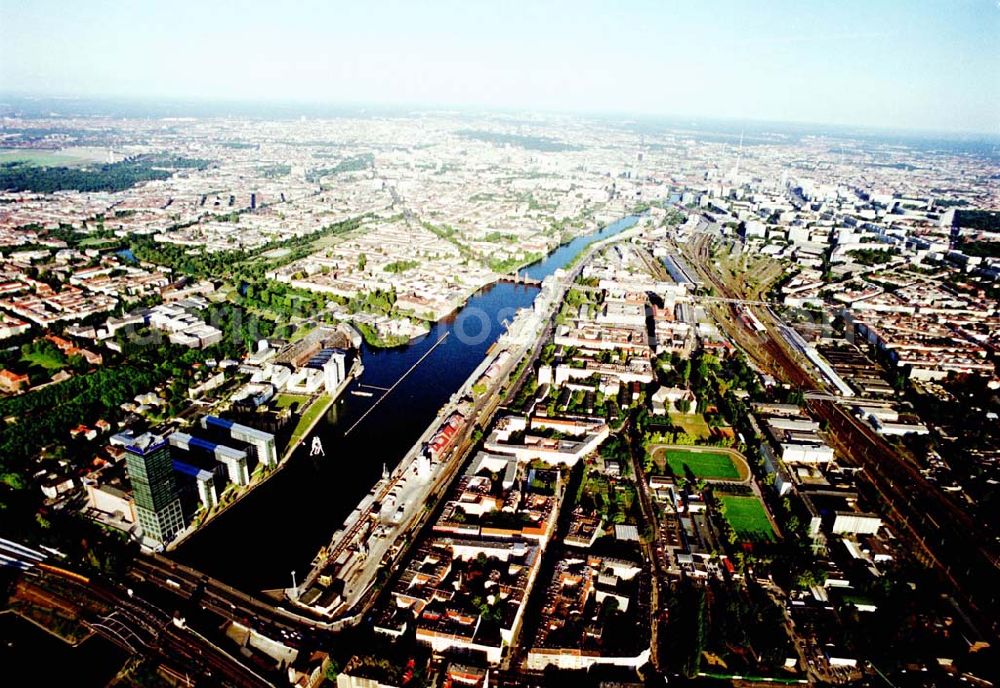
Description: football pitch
663,448,741,481
718,495,776,541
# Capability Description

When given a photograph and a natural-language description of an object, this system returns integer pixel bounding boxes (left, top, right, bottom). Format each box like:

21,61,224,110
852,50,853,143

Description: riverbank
167,358,362,551
283,358,363,460
293,214,646,621
340,217,641,350
167,449,289,551
172,215,639,590
292,292,545,618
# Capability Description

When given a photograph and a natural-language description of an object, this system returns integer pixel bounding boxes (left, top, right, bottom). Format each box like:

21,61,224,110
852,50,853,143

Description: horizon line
2,90,999,141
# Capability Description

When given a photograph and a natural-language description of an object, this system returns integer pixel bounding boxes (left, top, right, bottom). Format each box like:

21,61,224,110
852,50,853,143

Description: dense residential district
0,108,998,688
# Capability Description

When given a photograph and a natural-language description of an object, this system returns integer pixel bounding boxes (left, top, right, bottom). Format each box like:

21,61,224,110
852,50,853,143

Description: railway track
681,233,1000,640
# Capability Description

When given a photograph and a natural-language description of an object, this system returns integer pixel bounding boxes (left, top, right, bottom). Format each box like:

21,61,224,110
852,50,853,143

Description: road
625,421,666,670
130,553,335,637
98,218,650,677
751,575,855,684
304,219,646,618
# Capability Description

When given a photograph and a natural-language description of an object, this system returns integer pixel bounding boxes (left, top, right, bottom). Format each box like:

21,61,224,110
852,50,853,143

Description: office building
173,459,221,512
201,415,278,468
125,433,185,546
169,431,251,486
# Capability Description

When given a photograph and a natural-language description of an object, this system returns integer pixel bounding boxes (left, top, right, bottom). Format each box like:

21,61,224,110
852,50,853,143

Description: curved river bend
175,216,637,590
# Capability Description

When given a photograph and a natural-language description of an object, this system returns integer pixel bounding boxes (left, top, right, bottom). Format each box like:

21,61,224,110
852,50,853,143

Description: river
173,215,638,590
0,614,128,686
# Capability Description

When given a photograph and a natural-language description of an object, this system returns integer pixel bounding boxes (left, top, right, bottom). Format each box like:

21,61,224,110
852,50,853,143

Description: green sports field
663,448,740,480
719,495,776,541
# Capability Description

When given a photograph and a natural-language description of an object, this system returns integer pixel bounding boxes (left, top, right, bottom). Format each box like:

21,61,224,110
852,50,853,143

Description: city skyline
2,0,998,134
1,4,999,685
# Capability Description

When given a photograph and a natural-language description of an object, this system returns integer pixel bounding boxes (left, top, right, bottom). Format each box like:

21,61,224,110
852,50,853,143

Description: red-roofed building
0,368,29,393
45,334,103,366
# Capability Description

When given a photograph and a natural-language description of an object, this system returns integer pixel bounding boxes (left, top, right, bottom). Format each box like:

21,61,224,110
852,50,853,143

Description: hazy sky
2,0,997,132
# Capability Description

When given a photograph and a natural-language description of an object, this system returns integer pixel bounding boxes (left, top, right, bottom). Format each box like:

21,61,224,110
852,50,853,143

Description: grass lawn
288,322,317,343
576,471,611,514
78,236,119,248
611,483,638,524
260,247,291,260
663,448,739,480
21,350,65,371
719,495,776,541
671,413,711,438
288,393,333,448
274,392,311,410
0,148,98,166
312,224,364,251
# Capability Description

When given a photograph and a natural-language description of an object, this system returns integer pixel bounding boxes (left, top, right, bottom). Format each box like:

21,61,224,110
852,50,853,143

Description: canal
174,215,638,591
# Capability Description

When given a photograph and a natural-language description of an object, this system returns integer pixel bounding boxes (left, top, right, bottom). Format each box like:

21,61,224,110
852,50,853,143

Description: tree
324,659,340,682
67,353,88,373
795,570,818,589
0,155,210,194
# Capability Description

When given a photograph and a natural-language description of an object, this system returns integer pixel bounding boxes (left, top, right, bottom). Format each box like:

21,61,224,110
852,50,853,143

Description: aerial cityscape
1,2,998,687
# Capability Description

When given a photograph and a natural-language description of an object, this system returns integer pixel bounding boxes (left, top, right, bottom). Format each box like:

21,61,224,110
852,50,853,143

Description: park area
650,445,749,483
285,393,334,453
0,147,108,167
718,494,776,542
576,470,639,526
274,392,311,411
21,347,66,371
671,412,711,439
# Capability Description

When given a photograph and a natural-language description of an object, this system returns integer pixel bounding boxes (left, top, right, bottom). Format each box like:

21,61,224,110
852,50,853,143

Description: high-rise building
125,433,185,546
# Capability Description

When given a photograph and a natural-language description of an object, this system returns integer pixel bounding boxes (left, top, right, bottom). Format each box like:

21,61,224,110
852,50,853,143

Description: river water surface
174,216,638,590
